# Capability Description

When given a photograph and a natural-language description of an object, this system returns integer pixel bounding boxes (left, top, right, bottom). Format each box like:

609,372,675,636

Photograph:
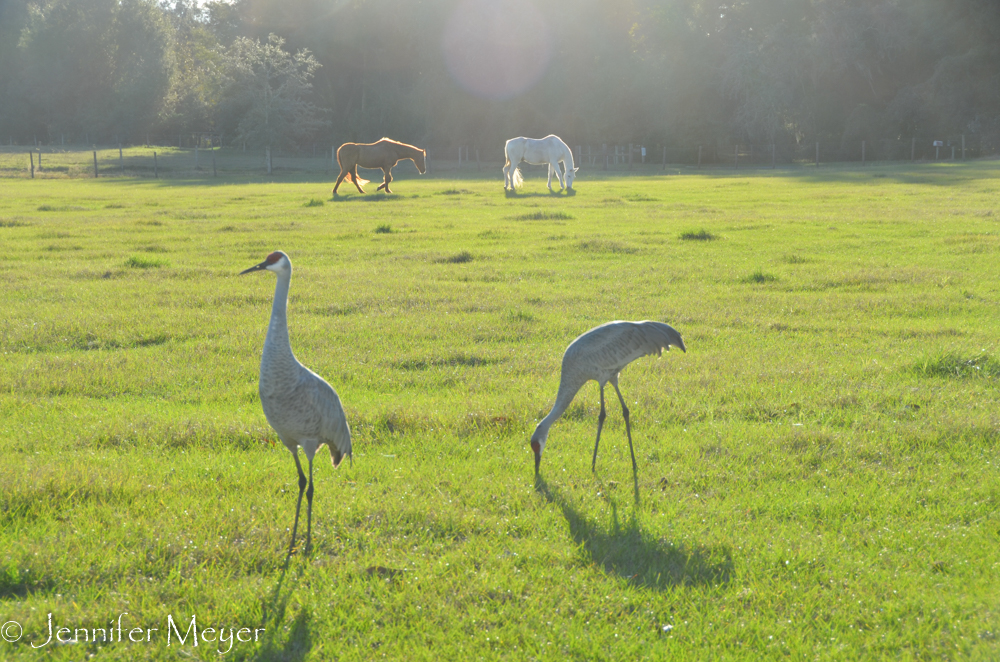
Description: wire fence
1,135,996,180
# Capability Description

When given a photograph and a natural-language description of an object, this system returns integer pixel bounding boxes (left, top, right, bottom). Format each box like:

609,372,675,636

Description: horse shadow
504,189,574,198
534,477,732,590
330,192,404,202
248,557,313,661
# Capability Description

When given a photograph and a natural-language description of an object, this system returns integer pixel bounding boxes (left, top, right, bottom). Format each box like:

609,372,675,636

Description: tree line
0,0,997,157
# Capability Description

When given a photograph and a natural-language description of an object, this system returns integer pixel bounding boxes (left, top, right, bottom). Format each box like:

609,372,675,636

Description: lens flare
442,0,552,101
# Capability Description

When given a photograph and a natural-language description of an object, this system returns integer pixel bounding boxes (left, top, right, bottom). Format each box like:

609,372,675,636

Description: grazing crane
240,251,351,555
530,321,685,476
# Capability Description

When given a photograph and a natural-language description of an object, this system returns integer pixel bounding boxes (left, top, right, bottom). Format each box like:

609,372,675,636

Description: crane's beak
239,261,268,275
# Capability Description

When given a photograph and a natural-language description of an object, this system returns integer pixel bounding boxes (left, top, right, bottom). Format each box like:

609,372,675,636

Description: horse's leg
333,168,349,195
379,166,393,193
546,163,555,191
350,166,366,193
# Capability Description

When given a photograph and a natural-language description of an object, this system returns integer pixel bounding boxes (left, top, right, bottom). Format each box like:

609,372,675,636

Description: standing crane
530,321,685,476
240,251,351,555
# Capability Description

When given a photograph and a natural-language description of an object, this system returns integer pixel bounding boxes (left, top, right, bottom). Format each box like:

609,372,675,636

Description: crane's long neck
534,377,585,441
262,269,296,369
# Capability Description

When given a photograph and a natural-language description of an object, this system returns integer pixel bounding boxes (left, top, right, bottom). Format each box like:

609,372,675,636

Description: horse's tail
336,144,370,186
513,167,523,188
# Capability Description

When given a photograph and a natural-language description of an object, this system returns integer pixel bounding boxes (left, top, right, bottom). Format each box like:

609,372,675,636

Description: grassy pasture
1,162,999,660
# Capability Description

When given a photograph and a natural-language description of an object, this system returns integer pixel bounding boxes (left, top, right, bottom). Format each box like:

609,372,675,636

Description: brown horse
332,138,426,195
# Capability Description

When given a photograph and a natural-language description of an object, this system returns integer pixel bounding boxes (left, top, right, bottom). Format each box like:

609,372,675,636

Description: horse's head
415,149,427,174
565,166,579,189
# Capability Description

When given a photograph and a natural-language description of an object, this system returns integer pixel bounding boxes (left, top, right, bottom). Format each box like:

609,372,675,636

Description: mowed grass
1,162,999,660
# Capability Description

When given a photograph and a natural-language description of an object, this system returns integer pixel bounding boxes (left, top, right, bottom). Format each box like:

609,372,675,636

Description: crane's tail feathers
328,443,351,468
644,321,686,354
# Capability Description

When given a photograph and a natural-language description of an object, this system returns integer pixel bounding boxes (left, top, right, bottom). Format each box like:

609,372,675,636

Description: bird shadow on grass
247,560,313,662
534,477,733,590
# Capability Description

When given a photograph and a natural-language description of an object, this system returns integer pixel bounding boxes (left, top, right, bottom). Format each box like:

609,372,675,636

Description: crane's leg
592,385,607,472
289,451,308,556
611,378,637,474
305,456,315,553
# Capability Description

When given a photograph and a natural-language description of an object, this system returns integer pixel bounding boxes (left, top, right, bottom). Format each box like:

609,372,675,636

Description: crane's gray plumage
530,321,685,475
241,250,351,555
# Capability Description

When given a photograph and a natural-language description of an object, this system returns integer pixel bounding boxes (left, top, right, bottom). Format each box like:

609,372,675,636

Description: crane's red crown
265,252,283,264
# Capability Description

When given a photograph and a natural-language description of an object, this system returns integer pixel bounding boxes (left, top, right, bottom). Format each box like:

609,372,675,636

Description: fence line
0,136,995,180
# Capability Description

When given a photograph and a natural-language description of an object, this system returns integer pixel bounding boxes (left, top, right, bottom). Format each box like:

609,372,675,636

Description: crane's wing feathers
565,321,685,374
302,369,352,466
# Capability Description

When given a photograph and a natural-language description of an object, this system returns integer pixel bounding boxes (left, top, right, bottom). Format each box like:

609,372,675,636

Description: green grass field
1,161,999,660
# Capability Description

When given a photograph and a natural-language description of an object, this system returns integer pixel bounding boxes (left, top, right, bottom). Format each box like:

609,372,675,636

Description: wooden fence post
476,148,480,172
734,144,739,168
911,137,915,161
862,140,866,166
154,151,158,178
951,145,955,160
698,146,702,168
815,142,819,167
93,151,98,178
37,149,42,170
29,151,34,178
266,146,272,174
119,144,124,173
662,145,667,171
961,135,965,160
772,143,776,169
628,143,633,170
212,148,217,177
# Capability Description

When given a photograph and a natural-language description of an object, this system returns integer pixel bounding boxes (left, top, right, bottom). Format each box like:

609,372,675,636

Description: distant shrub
304,198,325,207
37,205,86,212
436,251,474,264
679,229,717,241
515,211,574,221
125,255,169,269
741,270,778,284
913,352,1000,378
576,239,639,254
374,224,393,234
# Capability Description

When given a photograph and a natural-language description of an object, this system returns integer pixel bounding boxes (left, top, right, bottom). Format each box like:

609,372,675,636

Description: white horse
503,135,578,192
